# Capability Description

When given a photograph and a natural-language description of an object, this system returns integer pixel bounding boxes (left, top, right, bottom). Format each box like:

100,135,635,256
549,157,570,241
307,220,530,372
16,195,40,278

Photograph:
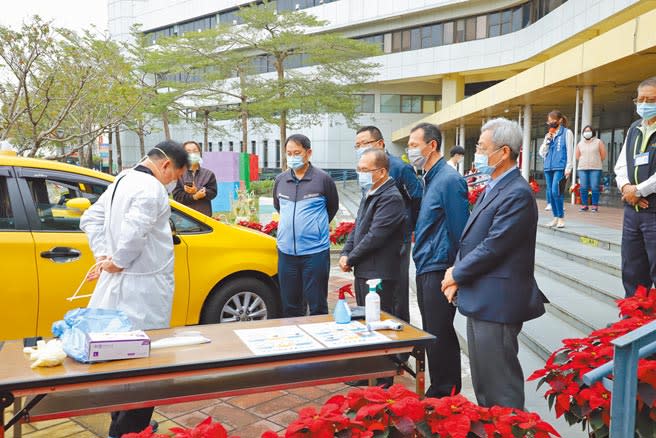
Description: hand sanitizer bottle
365,278,381,324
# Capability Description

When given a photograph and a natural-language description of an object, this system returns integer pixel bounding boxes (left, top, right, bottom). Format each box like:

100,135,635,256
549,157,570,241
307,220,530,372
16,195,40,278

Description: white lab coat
80,169,175,330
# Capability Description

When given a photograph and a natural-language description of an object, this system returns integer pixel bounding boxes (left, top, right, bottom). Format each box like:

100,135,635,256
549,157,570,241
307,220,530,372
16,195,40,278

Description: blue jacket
453,168,546,324
388,153,422,238
412,158,469,275
543,126,569,171
273,164,339,256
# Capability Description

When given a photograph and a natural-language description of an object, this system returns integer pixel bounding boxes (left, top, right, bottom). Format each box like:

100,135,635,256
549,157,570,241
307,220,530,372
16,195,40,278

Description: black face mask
547,122,559,129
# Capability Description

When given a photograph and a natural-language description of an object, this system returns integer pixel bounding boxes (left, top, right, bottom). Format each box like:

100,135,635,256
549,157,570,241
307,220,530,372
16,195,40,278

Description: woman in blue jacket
539,110,574,228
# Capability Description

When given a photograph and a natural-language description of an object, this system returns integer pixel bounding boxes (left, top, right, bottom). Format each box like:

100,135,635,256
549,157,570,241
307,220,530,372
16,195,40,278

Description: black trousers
278,249,330,316
621,206,656,297
416,270,461,397
393,242,411,323
108,407,154,437
354,277,396,316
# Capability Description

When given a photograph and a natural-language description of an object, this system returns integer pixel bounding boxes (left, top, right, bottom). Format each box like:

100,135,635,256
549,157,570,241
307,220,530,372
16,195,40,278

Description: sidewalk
537,198,623,231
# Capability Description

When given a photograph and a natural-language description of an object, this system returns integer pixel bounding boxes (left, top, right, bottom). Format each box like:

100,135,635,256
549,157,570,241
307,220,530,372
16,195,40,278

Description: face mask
582,131,593,140
355,147,369,161
357,171,373,191
548,122,559,129
407,147,427,169
474,148,503,176
287,155,304,170
637,102,656,120
188,153,201,165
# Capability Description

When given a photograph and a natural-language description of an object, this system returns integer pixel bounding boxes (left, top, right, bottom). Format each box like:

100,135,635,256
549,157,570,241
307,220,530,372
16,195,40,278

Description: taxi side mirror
65,197,92,212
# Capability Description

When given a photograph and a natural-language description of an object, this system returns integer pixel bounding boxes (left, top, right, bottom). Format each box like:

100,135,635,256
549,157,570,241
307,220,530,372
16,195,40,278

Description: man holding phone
172,141,217,216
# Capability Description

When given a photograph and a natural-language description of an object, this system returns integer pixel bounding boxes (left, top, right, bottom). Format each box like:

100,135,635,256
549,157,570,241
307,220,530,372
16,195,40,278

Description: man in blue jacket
273,134,339,316
408,122,469,398
354,126,422,324
442,118,546,409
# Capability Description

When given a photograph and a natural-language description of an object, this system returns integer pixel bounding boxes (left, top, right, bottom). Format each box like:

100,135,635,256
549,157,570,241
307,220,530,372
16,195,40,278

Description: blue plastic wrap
51,308,133,363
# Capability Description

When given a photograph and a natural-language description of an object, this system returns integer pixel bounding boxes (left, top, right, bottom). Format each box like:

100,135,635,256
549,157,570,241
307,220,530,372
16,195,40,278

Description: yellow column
441,75,465,108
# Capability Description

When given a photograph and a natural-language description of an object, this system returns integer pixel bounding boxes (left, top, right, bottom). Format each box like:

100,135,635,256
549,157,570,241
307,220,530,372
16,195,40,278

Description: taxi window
26,177,106,231
170,208,210,234
0,177,14,230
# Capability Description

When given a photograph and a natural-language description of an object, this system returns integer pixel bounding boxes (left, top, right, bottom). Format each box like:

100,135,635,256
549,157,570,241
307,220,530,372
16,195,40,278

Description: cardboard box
86,331,150,362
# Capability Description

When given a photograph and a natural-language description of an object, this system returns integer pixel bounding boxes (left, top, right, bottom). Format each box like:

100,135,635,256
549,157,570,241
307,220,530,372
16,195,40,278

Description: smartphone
184,182,193,188
23,336,43,348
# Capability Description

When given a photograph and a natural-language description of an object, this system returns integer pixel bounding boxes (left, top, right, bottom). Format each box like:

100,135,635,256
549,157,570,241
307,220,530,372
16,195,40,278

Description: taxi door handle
40,247,82,263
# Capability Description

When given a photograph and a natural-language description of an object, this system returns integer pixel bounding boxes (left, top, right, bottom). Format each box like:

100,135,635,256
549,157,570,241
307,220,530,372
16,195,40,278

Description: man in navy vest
614,77,656,297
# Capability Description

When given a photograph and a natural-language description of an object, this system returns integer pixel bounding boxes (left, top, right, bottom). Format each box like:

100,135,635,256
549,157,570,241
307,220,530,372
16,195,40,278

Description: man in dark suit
441,117,546,409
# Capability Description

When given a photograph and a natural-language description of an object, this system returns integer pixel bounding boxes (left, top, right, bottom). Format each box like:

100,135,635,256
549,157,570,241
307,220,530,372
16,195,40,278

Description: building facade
108,0,656,191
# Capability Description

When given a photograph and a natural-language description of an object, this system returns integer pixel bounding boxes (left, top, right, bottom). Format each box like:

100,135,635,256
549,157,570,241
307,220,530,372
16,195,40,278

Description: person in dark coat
339,148,406,310
442,117,547,409
172,141,217,216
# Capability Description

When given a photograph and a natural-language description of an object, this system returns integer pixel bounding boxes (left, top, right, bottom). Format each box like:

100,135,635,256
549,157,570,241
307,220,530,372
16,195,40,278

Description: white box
86,331,151,362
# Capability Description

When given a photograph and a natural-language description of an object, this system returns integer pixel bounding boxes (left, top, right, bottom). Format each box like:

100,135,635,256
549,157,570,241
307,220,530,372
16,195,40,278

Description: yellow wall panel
635,8,656,52
582,20,635,71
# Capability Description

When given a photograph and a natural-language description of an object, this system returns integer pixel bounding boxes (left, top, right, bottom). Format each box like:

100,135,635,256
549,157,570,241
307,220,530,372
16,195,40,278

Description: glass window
401,30,411,51
263,140,269,167
522,3,533,27
401,95,422,113
218,141,223,152
411,28,421,50
392,31,402,52
380,94,400,113
465,17,477,41
275,140,281,168
431,24,443,47
512,7,523,32
229,141,234,152
488,12,500,37
383,33,392,53
251,141,256,154
170,209,209,234
355,94,375,113
421,26,432,48
455,19,465,43
0,177,14,230
27,176,105,231
476,15,487,39
422,96,440,113
501,10,512,34
443,22,454,45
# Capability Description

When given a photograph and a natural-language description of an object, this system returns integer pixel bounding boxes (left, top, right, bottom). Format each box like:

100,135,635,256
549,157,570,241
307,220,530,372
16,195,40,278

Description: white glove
24,339,67,368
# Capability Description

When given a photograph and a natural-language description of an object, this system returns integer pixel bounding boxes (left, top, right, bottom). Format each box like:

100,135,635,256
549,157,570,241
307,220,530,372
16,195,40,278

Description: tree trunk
86,143,94,168
108,129,114,174
239,70,248,154
203,110,209,152
138,128,146,158
115,125,123,171
162,110,171,140
276,61,287,169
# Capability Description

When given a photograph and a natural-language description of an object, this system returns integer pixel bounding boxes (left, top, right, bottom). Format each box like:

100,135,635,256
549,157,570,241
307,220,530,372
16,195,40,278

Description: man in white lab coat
80,140,187,437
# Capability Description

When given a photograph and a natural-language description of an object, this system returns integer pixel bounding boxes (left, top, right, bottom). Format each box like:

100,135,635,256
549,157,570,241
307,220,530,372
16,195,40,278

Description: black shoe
346,379,370,387
376,377,394,389
150,420,159,433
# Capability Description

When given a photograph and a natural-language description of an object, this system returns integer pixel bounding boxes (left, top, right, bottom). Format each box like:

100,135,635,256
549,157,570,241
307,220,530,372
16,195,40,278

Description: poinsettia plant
330,221,355,245
528,286,656,437
237,220,278,237
468,185,486,209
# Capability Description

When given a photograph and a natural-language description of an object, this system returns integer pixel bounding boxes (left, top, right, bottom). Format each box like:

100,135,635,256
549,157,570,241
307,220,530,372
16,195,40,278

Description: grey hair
481,117,523,160
362,147,390,170
639,77,656,90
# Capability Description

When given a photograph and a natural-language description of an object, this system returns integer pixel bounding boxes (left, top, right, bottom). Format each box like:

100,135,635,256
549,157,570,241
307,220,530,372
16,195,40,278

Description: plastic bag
51,308,133,363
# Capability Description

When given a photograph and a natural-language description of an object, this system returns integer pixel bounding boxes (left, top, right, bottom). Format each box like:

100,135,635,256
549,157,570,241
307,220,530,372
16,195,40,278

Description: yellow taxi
0,152,280,340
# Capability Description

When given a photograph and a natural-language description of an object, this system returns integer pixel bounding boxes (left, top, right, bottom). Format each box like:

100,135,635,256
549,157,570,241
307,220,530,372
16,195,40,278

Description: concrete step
520,311,588,362
537,221,621,253
536,232,622,278
535,248,624,306
454,313,587,438
535,272,619,333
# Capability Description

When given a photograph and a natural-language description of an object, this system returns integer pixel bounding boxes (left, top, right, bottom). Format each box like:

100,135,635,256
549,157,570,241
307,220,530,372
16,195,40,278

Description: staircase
338,181,624,438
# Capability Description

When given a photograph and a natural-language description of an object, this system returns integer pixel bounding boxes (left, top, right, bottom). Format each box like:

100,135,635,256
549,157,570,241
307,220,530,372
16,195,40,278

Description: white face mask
582,131,593,140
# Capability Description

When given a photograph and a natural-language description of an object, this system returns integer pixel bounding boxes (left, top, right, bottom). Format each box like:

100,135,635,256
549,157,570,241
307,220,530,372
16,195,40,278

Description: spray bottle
365,278,382,324
334,284,354,324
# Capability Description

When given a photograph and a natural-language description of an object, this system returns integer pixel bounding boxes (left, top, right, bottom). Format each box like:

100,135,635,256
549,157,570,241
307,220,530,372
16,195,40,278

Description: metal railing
583,320,656,437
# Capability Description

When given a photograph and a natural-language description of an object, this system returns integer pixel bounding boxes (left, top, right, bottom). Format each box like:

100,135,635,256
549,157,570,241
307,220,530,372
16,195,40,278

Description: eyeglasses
354,139,380,149
633,97,656,104
356,167,381,173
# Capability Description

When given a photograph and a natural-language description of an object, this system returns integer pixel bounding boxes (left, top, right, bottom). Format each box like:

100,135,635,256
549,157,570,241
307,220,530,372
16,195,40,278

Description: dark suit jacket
452,168,546,324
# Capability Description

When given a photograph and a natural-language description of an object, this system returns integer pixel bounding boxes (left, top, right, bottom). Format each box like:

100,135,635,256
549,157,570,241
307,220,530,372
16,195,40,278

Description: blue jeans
578,169,601,206
544,169,565,218
545,177,552,206
278,248,330,316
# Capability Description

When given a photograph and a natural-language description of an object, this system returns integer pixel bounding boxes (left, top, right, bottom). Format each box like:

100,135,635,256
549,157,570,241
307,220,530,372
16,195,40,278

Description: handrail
582,320,656,438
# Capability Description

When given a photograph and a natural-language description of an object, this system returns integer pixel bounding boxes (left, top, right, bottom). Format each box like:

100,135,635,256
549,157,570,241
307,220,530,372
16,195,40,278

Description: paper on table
234,325,324,356
298,321,390,348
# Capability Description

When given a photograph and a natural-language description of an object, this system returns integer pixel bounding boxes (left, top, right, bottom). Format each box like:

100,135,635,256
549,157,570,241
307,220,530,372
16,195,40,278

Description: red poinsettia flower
121,425,170,438
575,382,611,412
261,220,278,236
169,416,232,438
237,220,263,232
617,285,656,318
260,432,281,438
285,403,350,438
467,185,485,206
638,359,656,389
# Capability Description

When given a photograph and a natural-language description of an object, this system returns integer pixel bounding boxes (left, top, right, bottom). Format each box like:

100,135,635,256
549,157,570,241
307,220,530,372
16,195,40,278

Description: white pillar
581,86,593,131
521,105,532,181
572,87,581,204
458,123,465,175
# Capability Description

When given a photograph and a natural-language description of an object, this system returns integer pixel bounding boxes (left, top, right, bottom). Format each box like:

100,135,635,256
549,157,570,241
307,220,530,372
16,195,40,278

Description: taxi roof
0,154,114,182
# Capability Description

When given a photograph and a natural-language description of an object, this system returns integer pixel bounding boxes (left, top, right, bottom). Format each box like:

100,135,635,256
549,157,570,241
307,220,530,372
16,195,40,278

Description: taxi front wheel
200,278,279,324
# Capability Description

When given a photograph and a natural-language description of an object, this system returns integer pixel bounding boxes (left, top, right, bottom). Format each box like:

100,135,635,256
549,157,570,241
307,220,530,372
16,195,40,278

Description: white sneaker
545,204,552,211
546,218,558,227
556,218,565,228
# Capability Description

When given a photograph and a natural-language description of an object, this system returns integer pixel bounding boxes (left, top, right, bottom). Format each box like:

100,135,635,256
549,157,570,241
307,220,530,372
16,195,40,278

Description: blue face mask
287,155,304,170
637,102,656,120
355,147,369,161
474,148,503,176
357,171,373,191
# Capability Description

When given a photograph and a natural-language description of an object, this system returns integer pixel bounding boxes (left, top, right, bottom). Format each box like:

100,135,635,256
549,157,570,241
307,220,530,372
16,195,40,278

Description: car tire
200,278,279,324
